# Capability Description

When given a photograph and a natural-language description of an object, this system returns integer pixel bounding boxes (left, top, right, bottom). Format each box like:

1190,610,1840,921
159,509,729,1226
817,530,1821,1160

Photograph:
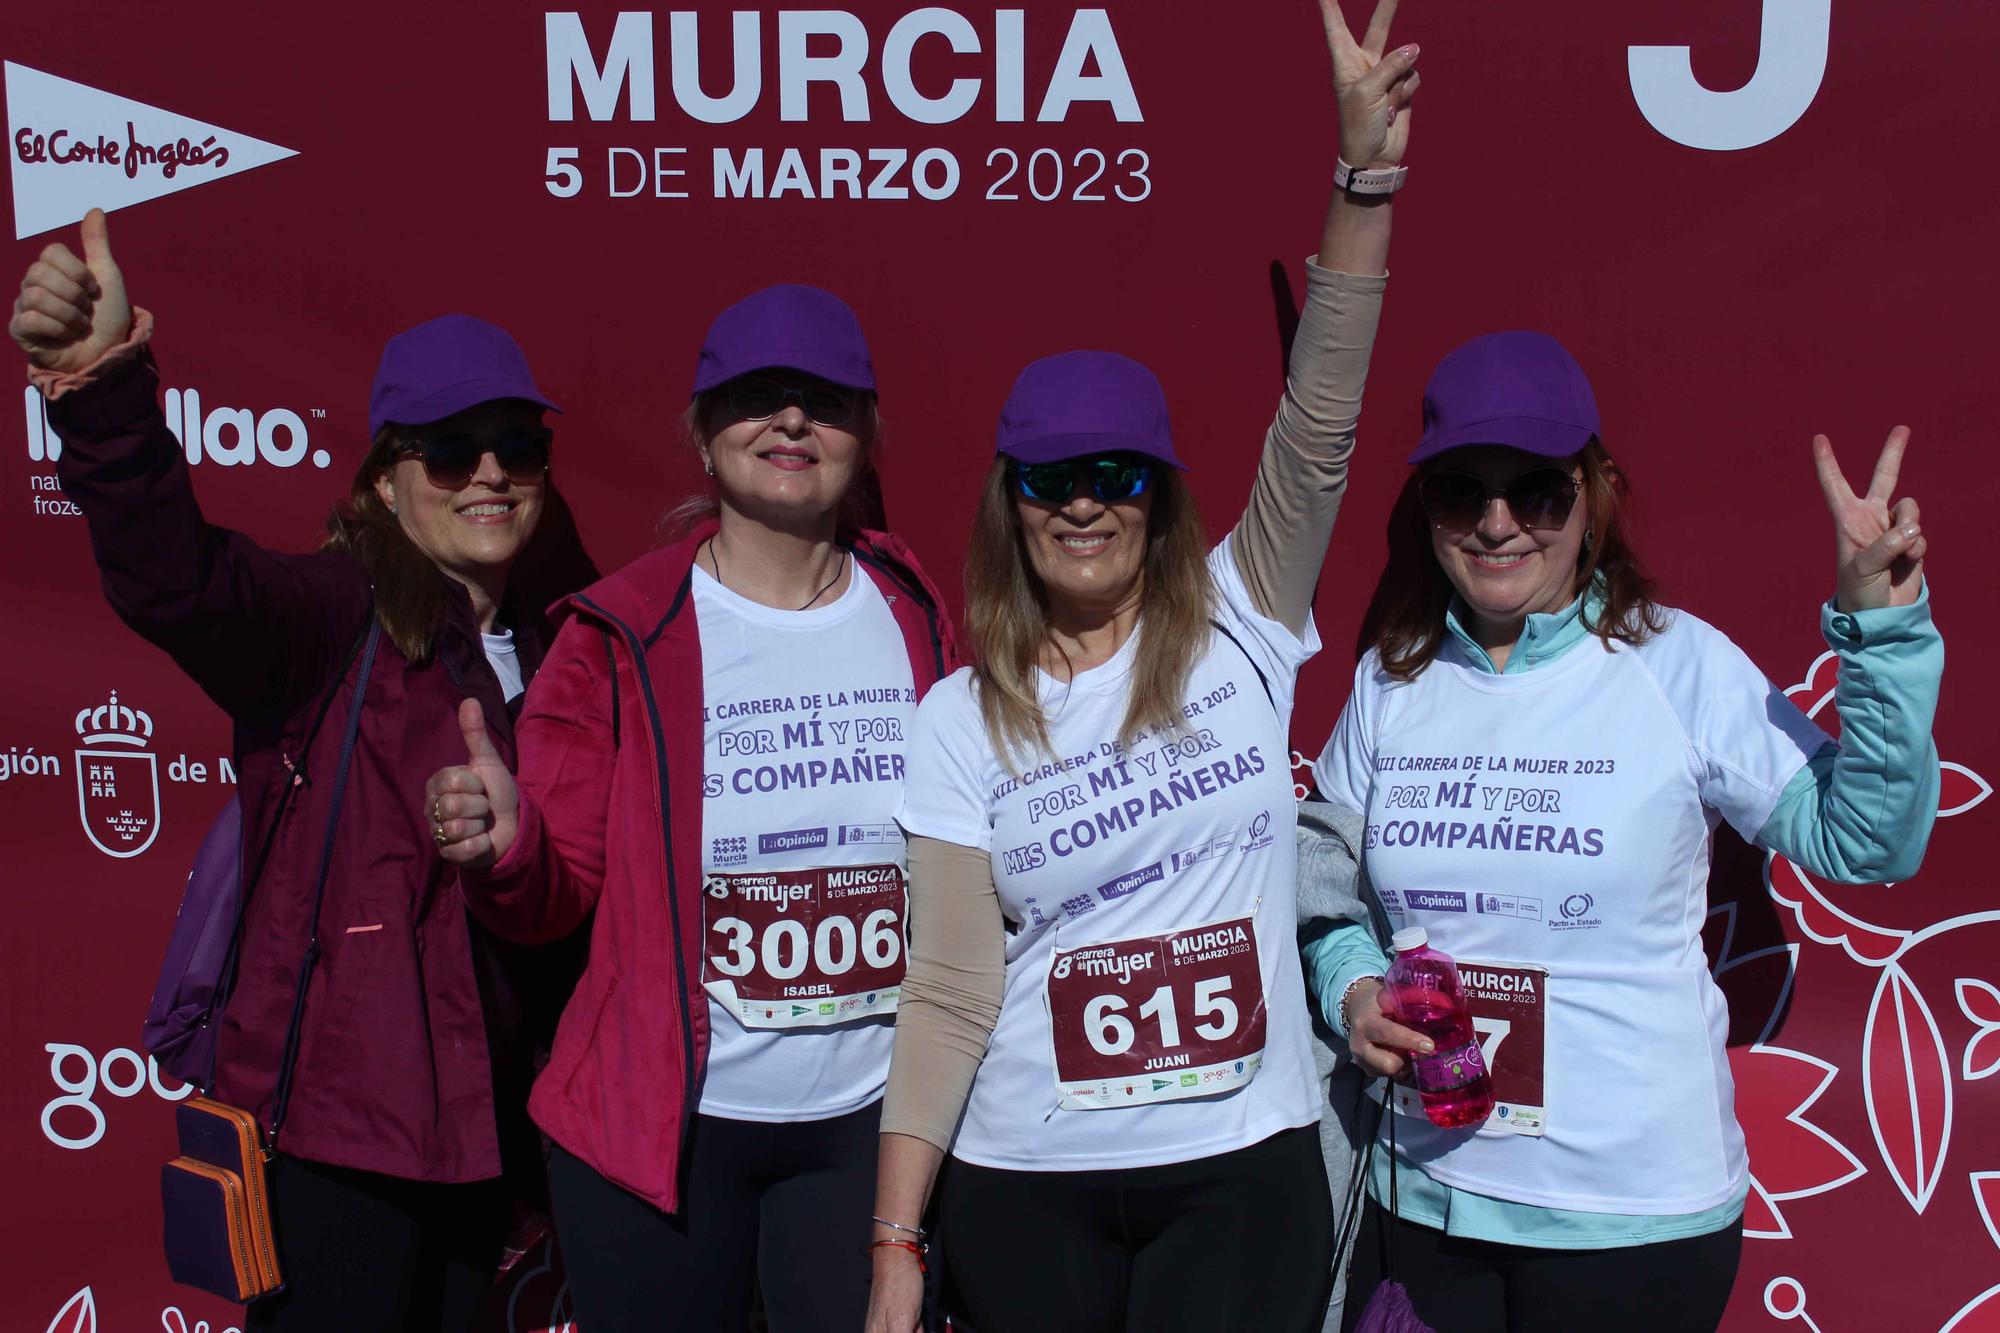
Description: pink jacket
464,521,959,1211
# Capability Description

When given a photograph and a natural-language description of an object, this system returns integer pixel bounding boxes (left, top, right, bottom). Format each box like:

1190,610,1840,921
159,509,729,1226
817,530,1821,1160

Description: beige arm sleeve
1230,262,1388,636
879,835,1007,1150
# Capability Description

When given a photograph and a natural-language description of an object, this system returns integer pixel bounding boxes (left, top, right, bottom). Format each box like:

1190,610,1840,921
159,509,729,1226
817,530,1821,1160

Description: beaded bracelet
868,1238,928,1272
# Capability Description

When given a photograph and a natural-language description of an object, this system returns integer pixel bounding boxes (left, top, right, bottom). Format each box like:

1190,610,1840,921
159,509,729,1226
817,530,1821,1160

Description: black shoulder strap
202,618,373,1093
238,620,374,902
267,619,382,1148
1209,618,1275,715
602,628,621,749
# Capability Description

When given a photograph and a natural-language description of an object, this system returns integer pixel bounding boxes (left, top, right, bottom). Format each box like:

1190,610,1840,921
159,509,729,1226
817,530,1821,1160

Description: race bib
700,864,906,1029
1045,914,1267,1110
1388,958,1549,1135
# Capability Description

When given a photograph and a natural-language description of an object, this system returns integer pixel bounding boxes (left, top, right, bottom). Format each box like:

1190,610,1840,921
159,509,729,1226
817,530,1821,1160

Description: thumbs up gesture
427,698,520,870
10,208,133,372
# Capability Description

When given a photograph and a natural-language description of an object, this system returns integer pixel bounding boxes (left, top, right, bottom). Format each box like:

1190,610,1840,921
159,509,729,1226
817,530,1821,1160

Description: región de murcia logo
73,689,160,858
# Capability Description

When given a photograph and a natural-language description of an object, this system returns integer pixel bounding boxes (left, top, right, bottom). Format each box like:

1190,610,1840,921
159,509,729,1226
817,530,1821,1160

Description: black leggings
1340,1194,1743,1333
547,1100,880,1332
243,1153,506,1333
939,1124,1335,1333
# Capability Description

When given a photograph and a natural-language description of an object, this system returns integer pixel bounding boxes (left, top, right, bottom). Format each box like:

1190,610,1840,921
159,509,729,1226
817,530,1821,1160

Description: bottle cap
1390,926,1429,952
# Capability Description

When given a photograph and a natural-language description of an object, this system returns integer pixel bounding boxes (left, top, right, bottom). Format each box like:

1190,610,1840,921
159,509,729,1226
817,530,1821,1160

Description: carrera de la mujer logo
73,689,160,858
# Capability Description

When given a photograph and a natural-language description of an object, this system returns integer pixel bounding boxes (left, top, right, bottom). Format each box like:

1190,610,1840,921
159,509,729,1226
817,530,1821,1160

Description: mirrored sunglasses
1012,454,1155,505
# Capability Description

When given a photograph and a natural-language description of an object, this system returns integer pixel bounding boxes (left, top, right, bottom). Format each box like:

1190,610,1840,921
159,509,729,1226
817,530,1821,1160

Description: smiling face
1424,445,1589,646
701,369,871,530
372,398,547,585
1012,457,1153,625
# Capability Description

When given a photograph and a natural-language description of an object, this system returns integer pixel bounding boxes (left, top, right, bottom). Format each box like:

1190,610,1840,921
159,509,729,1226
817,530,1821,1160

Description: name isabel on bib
701,864,907,1028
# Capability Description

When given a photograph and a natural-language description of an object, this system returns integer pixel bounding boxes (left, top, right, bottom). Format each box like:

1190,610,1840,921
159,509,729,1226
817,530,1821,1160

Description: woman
427,283,959,1330
1306,330,1943,1332
10,210,594,1330
863,5,1419,1329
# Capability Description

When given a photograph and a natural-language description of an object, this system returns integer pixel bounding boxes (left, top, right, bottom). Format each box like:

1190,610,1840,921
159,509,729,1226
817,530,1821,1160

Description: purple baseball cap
368,315,559,438
1409,331,1600,465
693,284,875,395
996,351,1184,469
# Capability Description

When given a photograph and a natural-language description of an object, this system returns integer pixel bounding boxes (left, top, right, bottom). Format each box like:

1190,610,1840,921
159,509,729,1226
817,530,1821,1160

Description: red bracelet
867,1238,928,1272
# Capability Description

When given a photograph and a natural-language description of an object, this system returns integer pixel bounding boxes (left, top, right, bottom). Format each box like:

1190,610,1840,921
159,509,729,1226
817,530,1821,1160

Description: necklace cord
707,538,848,612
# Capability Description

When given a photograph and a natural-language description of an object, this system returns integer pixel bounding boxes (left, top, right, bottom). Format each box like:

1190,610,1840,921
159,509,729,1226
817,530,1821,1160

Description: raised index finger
1361,0,1401,59
1865,425,1910,503
1812,434,1855,512
1318,0,1359,56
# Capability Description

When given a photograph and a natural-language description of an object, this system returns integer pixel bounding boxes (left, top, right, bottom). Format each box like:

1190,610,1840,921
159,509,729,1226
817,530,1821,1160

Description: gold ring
432,796,443,823
433,821,448,846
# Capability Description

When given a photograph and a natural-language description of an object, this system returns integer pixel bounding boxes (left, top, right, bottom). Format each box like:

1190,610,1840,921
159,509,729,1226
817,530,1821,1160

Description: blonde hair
966,457,1214,770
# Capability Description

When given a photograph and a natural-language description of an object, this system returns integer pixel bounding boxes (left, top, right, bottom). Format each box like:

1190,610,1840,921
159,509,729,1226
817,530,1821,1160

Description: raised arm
1758,427,1942,882
11,210,357,717
1232,0,1418,634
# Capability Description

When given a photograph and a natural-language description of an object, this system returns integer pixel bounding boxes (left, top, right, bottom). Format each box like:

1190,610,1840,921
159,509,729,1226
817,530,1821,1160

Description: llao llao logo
73,689,159,858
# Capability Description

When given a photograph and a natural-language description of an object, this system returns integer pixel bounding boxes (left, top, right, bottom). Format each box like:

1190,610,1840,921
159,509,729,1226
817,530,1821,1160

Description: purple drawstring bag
1350,1280,1433,1333
140,625,370,1090
1338,1084,1438,1333
142,797,244,1087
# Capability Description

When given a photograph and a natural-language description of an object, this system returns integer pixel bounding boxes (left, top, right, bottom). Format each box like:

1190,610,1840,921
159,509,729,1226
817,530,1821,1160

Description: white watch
1335,158,1408,197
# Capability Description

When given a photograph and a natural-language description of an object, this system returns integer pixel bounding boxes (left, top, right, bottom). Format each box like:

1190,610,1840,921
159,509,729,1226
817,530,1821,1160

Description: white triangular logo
7,62,297,239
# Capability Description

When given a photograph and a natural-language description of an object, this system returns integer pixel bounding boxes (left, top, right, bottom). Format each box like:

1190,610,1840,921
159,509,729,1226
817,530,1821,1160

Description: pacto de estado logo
542,8,1151,205
6,61,297,239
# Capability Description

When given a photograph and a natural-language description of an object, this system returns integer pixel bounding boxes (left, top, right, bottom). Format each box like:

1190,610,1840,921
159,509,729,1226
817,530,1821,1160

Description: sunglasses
725,376,865,428
1418,467,1580,532
1012,454,1155,505
390,426,553,491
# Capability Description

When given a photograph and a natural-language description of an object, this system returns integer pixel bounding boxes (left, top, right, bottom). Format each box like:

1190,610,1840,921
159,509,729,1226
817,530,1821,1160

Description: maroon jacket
52,350,596,1183
465,522,959,1211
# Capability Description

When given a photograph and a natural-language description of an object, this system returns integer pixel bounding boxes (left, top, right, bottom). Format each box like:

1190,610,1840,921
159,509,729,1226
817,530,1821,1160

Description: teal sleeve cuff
1760,582,1943,882
1303,922,1392,1035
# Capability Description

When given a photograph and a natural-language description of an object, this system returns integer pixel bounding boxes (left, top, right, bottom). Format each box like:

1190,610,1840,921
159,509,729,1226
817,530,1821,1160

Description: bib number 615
1084,977,1240,1056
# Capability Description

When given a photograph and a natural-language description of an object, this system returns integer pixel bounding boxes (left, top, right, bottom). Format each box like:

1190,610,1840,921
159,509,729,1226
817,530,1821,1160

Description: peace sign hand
1815,426,1926,613
1320,0,1421,169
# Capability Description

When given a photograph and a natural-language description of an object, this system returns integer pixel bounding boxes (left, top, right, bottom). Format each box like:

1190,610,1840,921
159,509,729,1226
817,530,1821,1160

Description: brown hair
1365,439,1666,680
320,428,447,664
966,458,1215,770
659,392,884,542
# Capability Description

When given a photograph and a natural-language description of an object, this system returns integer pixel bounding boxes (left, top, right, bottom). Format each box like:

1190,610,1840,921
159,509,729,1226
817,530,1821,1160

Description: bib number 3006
1044,915,1267,1110
701,864,905,1029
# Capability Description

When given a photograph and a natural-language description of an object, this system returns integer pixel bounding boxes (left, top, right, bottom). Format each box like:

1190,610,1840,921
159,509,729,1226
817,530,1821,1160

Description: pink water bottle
1383,926,1495,1129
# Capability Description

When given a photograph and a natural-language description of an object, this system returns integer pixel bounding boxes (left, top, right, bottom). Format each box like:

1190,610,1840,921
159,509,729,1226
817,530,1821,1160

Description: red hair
1359,440,1666,680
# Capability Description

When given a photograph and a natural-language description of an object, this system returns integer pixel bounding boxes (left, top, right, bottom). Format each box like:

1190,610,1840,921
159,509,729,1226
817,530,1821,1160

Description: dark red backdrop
7,3,1996,1331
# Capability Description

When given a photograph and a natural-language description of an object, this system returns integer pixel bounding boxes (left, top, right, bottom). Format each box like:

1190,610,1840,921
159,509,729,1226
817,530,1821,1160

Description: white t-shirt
482,629,524,702
1312,608,1829,1213
694,562,918,1121
898,538,1322,1171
